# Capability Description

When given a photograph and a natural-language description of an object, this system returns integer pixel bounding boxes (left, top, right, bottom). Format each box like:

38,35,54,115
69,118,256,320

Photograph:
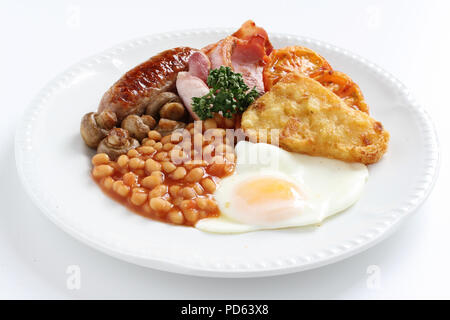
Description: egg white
195,142,368,233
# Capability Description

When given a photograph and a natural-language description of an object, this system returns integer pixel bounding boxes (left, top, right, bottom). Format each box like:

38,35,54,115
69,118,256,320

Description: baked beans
92,153,110,166
92,164,114,178
91,119,235,226
117,154,129,168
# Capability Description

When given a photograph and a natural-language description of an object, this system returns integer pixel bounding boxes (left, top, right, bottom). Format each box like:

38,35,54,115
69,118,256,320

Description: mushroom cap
159,102,186,121
121,114,156,141
145,92,181,118
97,128,140,160
80,111,117,148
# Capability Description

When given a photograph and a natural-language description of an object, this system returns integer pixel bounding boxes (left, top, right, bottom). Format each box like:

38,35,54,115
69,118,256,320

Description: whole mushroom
121,114,156,141
80,111,117,148
145,92,182,118
97,128,140,160
159,102,185,121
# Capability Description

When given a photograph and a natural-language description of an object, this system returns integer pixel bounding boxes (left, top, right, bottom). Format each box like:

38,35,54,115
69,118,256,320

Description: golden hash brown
241,72,389,164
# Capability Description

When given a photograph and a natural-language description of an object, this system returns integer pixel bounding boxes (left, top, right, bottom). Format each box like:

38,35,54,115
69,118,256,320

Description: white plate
15,29,439,277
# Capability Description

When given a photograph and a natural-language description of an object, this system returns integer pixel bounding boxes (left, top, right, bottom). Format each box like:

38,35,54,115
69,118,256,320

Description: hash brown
241,72,389,164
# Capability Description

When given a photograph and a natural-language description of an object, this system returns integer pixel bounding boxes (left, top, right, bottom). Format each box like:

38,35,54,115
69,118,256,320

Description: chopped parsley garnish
192,66,260,120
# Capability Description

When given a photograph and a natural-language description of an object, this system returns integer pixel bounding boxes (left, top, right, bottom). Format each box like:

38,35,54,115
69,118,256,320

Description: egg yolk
231,177,304,225
236,177,301,204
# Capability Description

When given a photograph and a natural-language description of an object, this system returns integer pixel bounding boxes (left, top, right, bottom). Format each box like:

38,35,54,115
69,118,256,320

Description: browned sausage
98,47,196,121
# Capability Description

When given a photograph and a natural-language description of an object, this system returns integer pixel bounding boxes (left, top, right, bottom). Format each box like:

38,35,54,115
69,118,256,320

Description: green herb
192,66,260,120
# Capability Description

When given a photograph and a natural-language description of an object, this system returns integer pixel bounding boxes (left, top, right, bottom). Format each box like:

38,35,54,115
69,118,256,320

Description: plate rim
15,28,440,278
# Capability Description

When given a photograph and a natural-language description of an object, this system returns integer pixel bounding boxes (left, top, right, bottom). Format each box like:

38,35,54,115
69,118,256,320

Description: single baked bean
162,161,176,173
181,187,196,199
173,197,183,206
129,157,145,170
150,197,171,212
141,175,162,189
150,170,165,180
209,199,218,211
154,151,168,161
145,159,161,173
184,208,199,223
170,167,187,180
201,178,216,193
179,199,195,211
149,184,168,198
196,197,208,210
169,185,181,197
148,130,162,141
92,164,114,178
163,143,175,151
130,188,148,206
108,163,119,173
127,149,140,158
168,209,184,225
185,167,204,183
132,187,147,193
143,138,156,146
138,146,155,154
92,153,110,166
154,142,163,151
161,135,172,144
117,155,129,168
193,183,204,195
123,172,138,186
103,176,114,190
113,180,130,197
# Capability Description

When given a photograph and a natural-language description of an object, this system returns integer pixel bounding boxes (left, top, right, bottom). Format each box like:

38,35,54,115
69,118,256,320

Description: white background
0,0,448,299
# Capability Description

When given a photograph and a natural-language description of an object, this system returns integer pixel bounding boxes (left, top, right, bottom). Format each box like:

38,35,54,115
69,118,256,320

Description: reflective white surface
1,0,449,299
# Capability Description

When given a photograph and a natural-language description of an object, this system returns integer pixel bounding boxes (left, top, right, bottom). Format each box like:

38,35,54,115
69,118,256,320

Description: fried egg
195,141,368,233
